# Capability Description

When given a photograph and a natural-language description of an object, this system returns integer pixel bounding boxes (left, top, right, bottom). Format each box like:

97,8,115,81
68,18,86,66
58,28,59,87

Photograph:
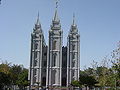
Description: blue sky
0,0,120,69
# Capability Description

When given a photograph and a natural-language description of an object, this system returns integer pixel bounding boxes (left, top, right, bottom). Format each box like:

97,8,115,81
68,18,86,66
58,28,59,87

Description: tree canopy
0,62,29,90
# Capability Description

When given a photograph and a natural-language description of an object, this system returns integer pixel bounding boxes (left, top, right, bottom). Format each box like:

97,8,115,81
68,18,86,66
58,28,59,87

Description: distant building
28,7,80,90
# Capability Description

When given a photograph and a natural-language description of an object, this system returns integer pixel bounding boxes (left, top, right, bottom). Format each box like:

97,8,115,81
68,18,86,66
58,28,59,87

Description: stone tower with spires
67,15,80,86
28,2,80,90
28,13,47,89
46,8,63,87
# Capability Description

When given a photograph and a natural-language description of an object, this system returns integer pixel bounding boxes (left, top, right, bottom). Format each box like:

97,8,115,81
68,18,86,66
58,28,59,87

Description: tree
79,70,98,90
0,61,29,90
111,42,120,78
71,80,81,88
0,72,11,90
0,61,11,75
16,68,29,90
10,64,23,85
111,41,120,89
0,62,12,90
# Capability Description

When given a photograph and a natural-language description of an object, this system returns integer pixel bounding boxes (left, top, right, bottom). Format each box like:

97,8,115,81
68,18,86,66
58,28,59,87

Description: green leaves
79,71,98,88
0,62,28,90
71,80,81,87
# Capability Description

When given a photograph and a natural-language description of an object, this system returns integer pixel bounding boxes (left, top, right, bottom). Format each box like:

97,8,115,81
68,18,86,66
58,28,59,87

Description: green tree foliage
16,68,29,90
83,41,120,89
10,64,23,85
111,42,120,88
71,80,81,87
0,61,12,90
79,70,98,89
0,72,11,90
96,66,109,87
0,61,11,74
0,61,29,90
111,42,120,79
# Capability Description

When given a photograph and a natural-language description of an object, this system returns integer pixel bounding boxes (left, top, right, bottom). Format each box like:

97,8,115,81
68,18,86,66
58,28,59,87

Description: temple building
28,4,80,90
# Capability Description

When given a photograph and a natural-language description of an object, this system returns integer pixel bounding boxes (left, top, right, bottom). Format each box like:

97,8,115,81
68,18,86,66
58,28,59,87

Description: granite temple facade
28,7,80,90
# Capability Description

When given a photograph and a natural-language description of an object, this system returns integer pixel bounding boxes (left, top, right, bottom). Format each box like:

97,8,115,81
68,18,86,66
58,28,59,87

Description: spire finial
37,12,39,23
36,12,40,25
37,12,39,19
73,13,75,25
53,0,60,22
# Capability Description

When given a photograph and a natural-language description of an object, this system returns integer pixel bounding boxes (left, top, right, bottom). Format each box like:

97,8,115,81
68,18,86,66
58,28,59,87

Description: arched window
72,70,75,81
53,53,57,67
35,52,38,59
72,61,75,67
72,53,75,59
34,69,37,75
52,70,56,84
42,77,46,86
34,60,37,66
72,44,75,50
33,76,37,83
35,43,38,50
53,41,57,50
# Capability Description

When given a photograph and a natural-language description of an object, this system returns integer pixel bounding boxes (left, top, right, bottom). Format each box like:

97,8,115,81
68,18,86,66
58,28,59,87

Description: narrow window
35,43,38,50
72,53,75,59
72,44,75,50
53,41,57,50
53,53,57,67
52,70,56,84
72,70,75,80
34,69,37,75
72,61,75,67
43,61,47,67
33,76,37,83
34,60,37,66
35,52,38,59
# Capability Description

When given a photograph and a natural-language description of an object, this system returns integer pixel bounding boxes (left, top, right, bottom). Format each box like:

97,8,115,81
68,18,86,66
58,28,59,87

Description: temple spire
36,12,40,25
72,13,76,26
53,0,60,22
34,12,42,33
53,9,59,21
70,13,78,33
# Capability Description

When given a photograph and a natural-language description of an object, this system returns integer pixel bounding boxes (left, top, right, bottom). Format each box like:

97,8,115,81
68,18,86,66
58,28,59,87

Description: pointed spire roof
53,9,60,22
53,0,60,22
50,0,61,30
33,12,43,33
36,12,41,26
72,13,76,26
70,13,78,33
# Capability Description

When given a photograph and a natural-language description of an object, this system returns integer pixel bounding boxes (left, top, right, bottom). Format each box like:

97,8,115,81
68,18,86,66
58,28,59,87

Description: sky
0,0,120,70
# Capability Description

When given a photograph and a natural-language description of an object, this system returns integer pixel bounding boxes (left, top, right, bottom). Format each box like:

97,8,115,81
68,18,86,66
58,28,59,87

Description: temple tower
29,14,47,89
46,7,63,87
67,15,80,86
